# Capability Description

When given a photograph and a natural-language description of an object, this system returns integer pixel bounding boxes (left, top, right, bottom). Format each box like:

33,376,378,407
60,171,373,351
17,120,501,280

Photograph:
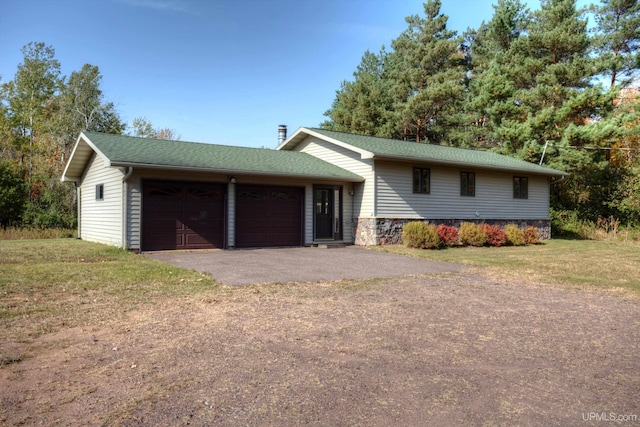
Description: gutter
108,161,365,183
121,167,133,250
369,154,569,177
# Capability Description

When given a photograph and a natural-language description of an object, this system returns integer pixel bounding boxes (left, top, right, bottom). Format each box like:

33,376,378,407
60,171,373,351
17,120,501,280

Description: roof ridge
308,127,496,154
83,131,278,152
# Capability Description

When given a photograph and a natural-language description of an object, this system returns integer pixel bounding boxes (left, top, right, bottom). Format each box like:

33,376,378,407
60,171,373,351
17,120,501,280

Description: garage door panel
142,180,225,251
236,185,303,248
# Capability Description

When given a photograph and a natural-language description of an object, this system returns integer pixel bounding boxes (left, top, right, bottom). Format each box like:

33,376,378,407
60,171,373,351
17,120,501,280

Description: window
95,184,104,200
413,167,430,194
460,172,475,197
513,176,528,199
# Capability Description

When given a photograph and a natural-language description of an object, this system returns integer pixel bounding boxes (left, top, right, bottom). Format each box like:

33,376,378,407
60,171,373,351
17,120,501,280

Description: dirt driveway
2,261,639,425
145,246,464,285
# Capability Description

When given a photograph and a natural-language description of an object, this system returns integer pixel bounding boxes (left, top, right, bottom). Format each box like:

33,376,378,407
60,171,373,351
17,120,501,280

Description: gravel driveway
146,246,464,285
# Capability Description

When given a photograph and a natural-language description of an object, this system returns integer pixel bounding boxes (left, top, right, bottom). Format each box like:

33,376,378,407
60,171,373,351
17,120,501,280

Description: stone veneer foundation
354,218,552,246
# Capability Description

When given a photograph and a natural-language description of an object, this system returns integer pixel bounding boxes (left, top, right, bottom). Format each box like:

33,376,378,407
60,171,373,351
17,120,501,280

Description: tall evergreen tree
321,48,395,137
592,0,640,88
322,0,465,144
463,0,532,148
388,0,466,143
469,0,612,168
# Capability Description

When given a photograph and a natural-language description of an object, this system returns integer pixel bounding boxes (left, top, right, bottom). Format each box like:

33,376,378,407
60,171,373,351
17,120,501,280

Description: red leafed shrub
437,224,459,247
523,226,541,244
480,224,508,247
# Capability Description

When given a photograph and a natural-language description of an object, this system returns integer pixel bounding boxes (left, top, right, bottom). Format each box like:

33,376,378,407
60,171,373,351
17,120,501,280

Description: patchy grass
2,238,639,343
372,239,640,291
0,239,220,340
0,227,76,240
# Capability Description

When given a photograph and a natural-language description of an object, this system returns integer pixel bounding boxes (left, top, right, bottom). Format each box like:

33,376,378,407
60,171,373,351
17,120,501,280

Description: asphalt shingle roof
306,128,567,176
80,132,363,181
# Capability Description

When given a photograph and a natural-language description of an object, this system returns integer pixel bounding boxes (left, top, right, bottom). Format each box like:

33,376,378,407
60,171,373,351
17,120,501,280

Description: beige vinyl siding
79,154,123,247
126,178,141,250
375,160,550,219
304,184,313,244
295,136,374,218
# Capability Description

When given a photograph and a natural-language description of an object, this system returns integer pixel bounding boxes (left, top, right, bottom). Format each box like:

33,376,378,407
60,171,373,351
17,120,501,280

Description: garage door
236,185,303,248
142,180,225,251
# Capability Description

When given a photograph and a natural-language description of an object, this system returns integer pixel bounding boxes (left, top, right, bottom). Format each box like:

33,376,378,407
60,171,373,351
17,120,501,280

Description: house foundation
354,218,552,246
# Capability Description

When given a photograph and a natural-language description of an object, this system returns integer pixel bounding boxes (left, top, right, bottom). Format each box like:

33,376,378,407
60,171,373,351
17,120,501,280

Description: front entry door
314,186,342,240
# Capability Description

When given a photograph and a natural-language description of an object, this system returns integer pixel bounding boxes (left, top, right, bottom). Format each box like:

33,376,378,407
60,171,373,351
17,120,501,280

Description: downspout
75,182,81,239
122,167,133,250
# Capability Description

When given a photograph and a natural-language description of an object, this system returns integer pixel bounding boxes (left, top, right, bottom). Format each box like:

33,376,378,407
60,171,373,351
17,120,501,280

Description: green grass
0,239,220,339
373,239,640,291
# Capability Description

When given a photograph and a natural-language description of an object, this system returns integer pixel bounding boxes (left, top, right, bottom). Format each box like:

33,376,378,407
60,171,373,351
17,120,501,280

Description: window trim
412,167,431,194
513,176,529,199
95,184,104,201
460,172,475,197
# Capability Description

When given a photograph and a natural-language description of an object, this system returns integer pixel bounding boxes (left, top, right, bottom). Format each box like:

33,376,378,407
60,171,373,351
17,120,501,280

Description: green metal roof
63,132,363,182
289,128,567,177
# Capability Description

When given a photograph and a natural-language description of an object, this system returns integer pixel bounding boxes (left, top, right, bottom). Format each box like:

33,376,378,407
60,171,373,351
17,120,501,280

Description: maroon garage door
236,185,303,248
142,180,225,251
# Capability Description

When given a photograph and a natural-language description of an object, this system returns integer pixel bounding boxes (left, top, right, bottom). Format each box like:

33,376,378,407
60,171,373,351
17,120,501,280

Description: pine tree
592,0,640,89
388,0,466,143
463,0,532,148
321,48,395,137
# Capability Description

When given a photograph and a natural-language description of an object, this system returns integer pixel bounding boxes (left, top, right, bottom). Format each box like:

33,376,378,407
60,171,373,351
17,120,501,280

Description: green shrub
481,224,508,247
523,226,541,244
459,222,486,247
0,161,27,227
437,224,459,246
402,221,440,249
505,224,525,246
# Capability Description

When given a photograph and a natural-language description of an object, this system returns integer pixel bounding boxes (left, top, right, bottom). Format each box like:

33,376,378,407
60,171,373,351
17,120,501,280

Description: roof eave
60,132,87,182
277,127,308,150
109,161,365,182
60,132,113,182
371,154,569,177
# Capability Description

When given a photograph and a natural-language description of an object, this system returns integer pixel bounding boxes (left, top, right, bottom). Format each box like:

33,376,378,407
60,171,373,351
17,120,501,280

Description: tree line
1,0,639,232
0,42,177,228
322,0,640,228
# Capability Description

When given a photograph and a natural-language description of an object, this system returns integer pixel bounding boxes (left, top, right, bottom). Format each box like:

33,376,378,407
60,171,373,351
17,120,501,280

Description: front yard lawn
373,238,640,292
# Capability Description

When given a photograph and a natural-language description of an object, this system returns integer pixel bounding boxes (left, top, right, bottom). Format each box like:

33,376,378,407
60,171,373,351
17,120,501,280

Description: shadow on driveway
146,246,464,286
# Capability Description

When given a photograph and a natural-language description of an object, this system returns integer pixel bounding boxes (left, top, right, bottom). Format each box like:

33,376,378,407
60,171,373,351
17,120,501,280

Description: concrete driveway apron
146,246,464,286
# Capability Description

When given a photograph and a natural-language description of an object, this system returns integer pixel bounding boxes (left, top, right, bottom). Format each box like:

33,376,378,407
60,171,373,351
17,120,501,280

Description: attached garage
235,185,303,248
142,180,225,251
61,131,364,251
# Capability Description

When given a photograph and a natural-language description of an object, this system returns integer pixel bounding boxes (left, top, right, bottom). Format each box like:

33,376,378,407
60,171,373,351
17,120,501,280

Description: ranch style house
61,127,568,251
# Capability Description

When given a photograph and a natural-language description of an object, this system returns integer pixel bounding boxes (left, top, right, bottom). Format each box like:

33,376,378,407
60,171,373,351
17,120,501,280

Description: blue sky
1,0,593,148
